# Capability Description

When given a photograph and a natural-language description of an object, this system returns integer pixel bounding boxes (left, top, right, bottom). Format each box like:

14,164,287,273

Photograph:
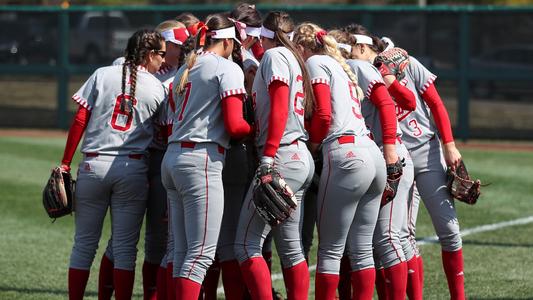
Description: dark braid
178,35,196,68
121,29,164,114
232,36,244,72
343,24,386,53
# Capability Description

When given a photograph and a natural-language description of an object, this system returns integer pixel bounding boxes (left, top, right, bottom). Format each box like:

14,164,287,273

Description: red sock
262,251,273,273
383,262,407,300
68,268,90,300
142,261,159,300
239,257,273,300
156,266,167,300
221,260,247,300
406,257,422,300
98,255,114,300
282,261,310,300
202,260,220,300
375,268,388,300
166,262,175,300
315,272,339,300
351,268,375,300
114,268,135,300
175,277,202,300
417,255,424,295
338,255,351,300
442,249,465,300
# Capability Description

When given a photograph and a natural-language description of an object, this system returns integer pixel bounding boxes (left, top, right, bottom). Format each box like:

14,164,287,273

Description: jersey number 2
111,95,137,131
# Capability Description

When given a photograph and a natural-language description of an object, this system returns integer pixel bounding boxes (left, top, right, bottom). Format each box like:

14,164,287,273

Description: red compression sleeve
308,83,332,144
421,83,454,144
222,94,252,140
369,83,397,145
251,41,264,61
263,80,290,158
61,106,90,166
388,80,416,111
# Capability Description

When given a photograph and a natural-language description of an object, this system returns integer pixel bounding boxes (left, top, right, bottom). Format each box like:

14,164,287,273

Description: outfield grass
1,136,532,299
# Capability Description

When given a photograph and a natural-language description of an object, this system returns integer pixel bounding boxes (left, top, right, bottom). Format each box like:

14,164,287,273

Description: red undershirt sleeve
369,83,397,145
61,105,91,167
263,80,290,158
308,83,332,144
421,83,454,144
222,94,252,140
388,80,416,111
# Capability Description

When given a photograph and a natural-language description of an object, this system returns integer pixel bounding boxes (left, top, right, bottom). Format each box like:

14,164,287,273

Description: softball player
161,14,252,300
211,4,264,300
59,29,166,300
233,11,314,300
343,25,416,300
293,23,388,300
380,36,466,300
96,20,192,300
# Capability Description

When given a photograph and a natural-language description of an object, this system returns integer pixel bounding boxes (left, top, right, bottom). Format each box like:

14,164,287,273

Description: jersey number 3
111,95,137,131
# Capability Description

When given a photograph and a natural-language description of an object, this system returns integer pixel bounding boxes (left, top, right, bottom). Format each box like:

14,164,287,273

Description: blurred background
0,0,532,140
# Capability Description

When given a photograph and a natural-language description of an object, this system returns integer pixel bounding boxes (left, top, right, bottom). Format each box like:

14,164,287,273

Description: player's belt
179,142,225,154
337,135,355,144
84,153,143,159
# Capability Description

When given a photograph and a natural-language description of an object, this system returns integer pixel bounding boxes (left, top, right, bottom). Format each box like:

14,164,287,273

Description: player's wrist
260,156,274,166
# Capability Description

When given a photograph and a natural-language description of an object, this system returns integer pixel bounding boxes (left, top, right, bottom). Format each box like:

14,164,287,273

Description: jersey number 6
111,94,137,131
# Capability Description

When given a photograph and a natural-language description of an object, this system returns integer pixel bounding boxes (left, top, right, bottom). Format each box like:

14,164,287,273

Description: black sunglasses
153,50,166,58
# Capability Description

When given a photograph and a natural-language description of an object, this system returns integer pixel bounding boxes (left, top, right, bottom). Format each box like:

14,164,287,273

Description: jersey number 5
111,95,137,131
348,81,363,119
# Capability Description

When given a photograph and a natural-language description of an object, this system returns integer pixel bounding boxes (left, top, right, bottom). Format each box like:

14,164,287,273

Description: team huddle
56,3,473,300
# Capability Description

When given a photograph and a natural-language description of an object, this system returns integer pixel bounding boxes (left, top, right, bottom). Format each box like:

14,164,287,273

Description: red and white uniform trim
72,94,93,111
268,75,289,86
366,79,380,98
221,88,247,99
310,78,330,85
419,74,437,94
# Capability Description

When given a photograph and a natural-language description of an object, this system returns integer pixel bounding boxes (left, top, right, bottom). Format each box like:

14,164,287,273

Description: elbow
405,100,417,111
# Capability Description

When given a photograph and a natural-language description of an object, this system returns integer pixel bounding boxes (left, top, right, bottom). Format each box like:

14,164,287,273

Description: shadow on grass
463,240,533,248
0,286,142,297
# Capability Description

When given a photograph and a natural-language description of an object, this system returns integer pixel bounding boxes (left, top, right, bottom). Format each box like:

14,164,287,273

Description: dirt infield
1,129,532,152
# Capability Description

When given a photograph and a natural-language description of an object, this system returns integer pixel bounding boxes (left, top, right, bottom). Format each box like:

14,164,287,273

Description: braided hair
121,29,164,114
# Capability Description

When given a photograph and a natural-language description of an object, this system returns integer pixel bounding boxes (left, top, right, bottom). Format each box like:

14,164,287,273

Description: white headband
381,37,395,51
337,43,352,53
245,26,261,37
260,26,294,41
354,34,373,45
211,26,241,44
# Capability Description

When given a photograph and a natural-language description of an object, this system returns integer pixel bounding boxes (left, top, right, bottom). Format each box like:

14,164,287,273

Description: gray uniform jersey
252,47,308,149
73,65,165,155
150,66,178,150
306,55,368,144
396,56,438,150
347,59,402,146
169,52,246,149
243,48,259,71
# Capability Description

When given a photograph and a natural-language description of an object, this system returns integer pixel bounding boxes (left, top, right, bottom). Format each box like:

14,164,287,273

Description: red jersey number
294,75,305,116
408,119,423,137
110,95,137,132
178,82,192,122
348,81,363,119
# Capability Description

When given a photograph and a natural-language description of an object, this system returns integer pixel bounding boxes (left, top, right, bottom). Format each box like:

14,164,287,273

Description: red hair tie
196,22,209,47
316,30,327,45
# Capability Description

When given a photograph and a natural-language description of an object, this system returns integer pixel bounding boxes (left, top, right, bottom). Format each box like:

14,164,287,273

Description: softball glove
381,159,404,208
374,47,410,80
447,160,481,205
43,167,75,220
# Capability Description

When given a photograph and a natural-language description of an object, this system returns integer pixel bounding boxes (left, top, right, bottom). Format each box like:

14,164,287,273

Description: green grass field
1,135,532,299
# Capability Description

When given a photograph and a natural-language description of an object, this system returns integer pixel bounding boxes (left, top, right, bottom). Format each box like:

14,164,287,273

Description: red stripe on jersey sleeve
220,88,247,99
308,83,332,144
263,81,290,158
61,106,91,166
388,80,416,111
222,94,252,140
268,76,290,87
369,83,397,145
366,80,381,99
421,83,454,144
419,74,437,94
310,78,330,85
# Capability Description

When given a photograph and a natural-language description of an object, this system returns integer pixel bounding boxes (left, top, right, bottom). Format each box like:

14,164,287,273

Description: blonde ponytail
174,51,198,97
